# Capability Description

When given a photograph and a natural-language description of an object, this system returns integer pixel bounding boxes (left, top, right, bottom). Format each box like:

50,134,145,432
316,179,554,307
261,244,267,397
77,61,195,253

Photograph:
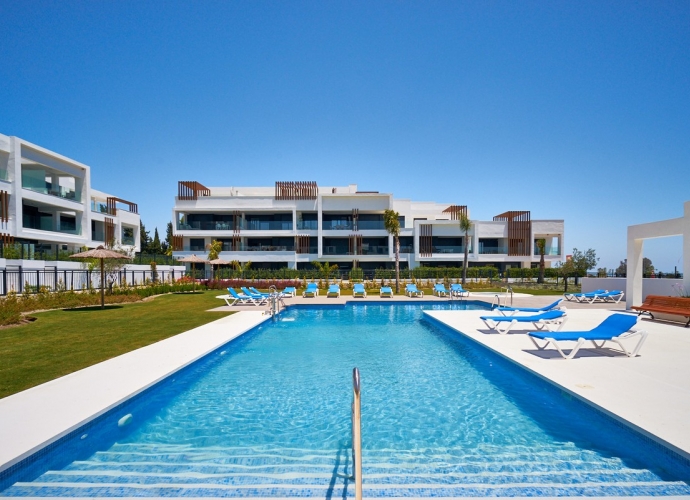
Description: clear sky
1,1,688,272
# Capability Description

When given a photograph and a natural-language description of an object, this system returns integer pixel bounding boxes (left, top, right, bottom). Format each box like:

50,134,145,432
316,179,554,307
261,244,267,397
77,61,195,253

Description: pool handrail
352,367,362,500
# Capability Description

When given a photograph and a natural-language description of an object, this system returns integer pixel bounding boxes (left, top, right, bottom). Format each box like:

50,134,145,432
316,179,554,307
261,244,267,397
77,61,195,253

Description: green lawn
0,291,233,399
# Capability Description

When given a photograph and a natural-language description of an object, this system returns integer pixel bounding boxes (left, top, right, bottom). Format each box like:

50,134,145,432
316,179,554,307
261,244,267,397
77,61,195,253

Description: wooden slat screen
233,211,241,234
0,190,8,227
1,233,14,244
178,181,211,201
493,211,531,256
420,224,433,257
105,218,115,245
442,205,468,220
106,197,138,216
275,181,318,200
349,234,362,255
296,235,310,254
352,208,359,231
172,235,184,251
232,235,241,251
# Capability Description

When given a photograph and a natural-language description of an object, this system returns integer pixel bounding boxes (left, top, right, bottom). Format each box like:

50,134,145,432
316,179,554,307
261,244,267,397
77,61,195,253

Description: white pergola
626,200,690,308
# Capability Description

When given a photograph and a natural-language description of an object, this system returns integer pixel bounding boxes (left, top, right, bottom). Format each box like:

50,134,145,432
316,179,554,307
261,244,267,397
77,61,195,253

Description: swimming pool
2,302,690,497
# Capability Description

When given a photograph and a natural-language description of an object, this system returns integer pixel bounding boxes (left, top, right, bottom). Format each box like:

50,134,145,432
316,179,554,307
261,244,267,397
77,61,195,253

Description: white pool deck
1,292,690,492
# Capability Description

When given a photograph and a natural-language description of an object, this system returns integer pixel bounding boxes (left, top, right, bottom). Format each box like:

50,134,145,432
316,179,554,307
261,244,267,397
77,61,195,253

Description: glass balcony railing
357,221,386,230
322,221,353,230
398,246,414,253
322,246,389,255
91,201,109,214
360,246,389,255
23,182,81,202
245,220,293,231
433,246,471,254
534,248,561,256
297,220,318,230
479,246,507,255
122,236,135,245
178,221,234,231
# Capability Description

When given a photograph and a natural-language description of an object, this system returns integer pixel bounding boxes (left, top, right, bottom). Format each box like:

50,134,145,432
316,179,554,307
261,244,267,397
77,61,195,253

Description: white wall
582,277,684,302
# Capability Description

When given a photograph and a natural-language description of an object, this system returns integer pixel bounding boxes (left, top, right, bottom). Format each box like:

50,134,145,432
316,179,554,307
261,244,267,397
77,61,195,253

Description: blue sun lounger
495,299,563,316
405,284,423,297
281,286,297,297
433,284,448,297
380,286,394,297
528,313,648,359
564,289,606,302
227,288,265,305
248,286,271,297
242,287,269,300
481,309,567,335
327,284,340,298
353,283,367,298
450,284,470,298
303,283,319,297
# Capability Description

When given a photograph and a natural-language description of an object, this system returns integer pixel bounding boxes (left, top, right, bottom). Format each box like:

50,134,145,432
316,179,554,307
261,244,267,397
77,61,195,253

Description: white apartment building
172,181,564,272
0,133,141,263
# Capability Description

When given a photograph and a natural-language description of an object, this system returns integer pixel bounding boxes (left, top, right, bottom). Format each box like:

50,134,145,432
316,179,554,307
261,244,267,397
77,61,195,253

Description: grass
0,291,233,399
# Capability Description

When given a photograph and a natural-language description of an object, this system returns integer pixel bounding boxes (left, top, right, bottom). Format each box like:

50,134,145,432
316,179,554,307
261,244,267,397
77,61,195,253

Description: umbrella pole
100,258,105,309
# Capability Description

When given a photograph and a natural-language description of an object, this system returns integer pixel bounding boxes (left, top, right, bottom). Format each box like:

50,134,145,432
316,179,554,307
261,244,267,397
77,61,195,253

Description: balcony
360,245,389,255
357,220,386,230
322,221,353,230
297,220,318,230
178,221,233,231
91,201,109,214
433,245,471,254
479,246,507,255
245,220,293,231
535,247,561,256
22,168,81,202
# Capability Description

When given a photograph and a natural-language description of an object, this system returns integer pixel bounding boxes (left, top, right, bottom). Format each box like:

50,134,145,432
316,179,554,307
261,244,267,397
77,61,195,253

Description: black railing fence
0,269,183,296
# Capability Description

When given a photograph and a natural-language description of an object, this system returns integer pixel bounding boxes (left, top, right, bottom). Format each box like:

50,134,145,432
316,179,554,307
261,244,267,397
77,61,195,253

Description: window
122,227,135,245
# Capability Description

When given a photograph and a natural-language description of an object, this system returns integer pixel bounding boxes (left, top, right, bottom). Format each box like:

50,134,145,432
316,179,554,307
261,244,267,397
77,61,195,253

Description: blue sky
1,1,688,271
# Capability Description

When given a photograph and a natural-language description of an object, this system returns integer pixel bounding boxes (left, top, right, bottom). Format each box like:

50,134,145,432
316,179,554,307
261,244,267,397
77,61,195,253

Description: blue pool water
2,302,690,497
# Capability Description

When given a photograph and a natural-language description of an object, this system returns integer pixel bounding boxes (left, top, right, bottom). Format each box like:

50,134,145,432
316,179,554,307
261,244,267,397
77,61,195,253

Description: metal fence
0,269,184,296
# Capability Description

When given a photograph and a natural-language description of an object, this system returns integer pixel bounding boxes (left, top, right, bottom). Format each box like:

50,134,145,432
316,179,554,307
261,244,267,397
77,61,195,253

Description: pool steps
4,443,690,497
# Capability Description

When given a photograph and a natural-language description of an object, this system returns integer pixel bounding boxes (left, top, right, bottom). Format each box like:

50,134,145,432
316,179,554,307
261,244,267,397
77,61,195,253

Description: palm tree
230,260,252,279
458,213,472,285
383,209,401,293
536,238,546,284
206,239,222,279
312,261,340,283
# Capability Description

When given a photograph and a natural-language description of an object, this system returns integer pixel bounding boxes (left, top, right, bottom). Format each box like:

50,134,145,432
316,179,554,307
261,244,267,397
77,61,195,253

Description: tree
150,228,163,254
139,223,151,254
383,209,401,293
163,222,173,255
616,258,654,277
536,238,546,284
554,259,576,292
230,260,252,278
458,213,472,285
570,248,598,285
312,261,340,283
206,240,222,279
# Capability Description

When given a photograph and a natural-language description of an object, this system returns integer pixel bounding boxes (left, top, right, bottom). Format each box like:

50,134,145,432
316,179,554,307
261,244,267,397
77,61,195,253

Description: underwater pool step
5,480,690,498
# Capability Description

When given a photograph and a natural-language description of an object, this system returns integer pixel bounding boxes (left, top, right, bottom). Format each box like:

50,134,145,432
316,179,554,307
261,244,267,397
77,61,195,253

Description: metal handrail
352,368,362,500
502,285,514,306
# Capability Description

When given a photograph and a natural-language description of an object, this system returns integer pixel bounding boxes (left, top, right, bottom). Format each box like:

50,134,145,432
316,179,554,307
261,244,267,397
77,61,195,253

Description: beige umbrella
176,254,209,290
70,245,132,309
208,258,231,280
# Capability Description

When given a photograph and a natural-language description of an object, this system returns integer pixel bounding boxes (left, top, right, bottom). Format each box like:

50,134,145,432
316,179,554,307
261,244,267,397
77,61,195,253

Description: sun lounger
405,284,423,297
380,286,393,297
450,284,470,298
433,284,448,297
528,313,648,359
496,299,563,317
227,288,265,305
327,284,341,298
353,283,367,298
249,286,272,297
481,309,567,335
281,286,296,298
242,287,270,300
216,294,237,307
594,290,625,303
303,283,319,297
563,289,606,302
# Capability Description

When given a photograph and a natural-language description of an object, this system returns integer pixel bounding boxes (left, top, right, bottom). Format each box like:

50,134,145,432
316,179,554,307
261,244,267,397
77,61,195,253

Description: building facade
0,133,141,261
172,181,564,272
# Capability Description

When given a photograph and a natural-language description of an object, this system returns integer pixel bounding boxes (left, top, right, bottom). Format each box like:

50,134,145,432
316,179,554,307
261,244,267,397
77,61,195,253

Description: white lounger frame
529,329,648,360
482,314,567,335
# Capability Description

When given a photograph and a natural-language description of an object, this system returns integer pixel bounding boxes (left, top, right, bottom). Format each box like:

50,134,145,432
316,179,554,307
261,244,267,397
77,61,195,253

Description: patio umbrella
176,254,209,290
70,245,132,309
208,258,231,280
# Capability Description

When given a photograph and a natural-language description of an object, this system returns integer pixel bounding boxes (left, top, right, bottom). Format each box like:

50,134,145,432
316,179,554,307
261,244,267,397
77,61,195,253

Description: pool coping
423,309,690,463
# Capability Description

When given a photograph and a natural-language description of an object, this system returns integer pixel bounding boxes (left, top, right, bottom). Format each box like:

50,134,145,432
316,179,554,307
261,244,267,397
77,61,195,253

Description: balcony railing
478,246,507,255
399,245,414,253
245,220,293,231
322,221,353,230
122,236,135,246
297,220,318,230
91,201,109,214
178,221,233,231
534,248,561,256
23,221,82,235
185,245,297,252
357,221,386,230
433,245,471,254
322,246,389,255
23,184,81,202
